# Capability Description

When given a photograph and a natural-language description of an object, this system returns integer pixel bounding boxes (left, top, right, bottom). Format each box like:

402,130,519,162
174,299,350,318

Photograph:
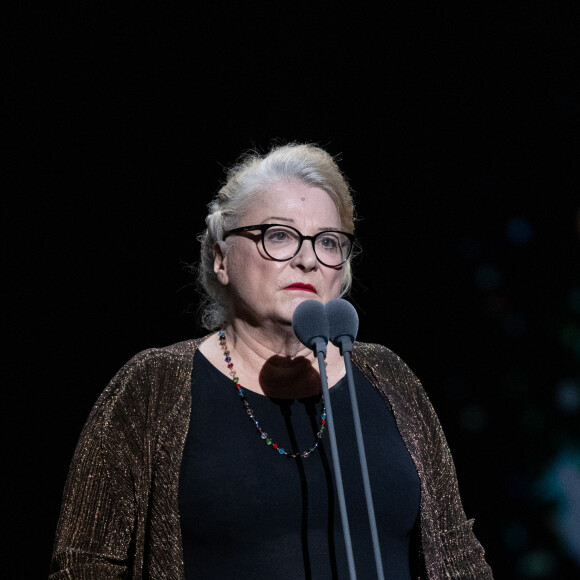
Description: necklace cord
219,328,327,459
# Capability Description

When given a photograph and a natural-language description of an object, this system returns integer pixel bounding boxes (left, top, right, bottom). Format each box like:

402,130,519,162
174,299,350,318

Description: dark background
6,3,580,578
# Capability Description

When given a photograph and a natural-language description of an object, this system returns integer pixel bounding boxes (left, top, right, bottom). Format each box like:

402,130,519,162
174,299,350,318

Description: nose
290,239,319,271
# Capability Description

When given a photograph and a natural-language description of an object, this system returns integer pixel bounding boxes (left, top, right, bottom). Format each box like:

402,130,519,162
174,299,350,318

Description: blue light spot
507,217,533,245
556,380,580,414
536,447,580,565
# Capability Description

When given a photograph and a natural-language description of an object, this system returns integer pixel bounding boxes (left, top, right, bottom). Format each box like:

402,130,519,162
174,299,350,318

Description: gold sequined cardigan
50,337,493,579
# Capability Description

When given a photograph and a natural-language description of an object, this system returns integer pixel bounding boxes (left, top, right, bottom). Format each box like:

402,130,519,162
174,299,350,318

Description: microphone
325,299,384,580
293,300,357,580
292,299,329,357
326,298,359,354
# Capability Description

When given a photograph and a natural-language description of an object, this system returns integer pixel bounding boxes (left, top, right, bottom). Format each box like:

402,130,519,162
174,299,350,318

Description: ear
213,241,229,286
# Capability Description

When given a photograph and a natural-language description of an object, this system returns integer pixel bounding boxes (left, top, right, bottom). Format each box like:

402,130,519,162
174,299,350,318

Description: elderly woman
50,143,493,579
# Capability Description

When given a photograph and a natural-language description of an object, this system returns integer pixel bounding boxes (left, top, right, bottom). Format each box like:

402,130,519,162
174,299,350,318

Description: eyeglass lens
262,225,351,266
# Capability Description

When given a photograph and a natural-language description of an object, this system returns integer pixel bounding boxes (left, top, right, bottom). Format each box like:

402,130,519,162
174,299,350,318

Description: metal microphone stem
343,349,385,580
316,350,357,580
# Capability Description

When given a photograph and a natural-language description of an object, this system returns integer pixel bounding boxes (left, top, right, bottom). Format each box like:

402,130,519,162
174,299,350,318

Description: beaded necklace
218,327,327,459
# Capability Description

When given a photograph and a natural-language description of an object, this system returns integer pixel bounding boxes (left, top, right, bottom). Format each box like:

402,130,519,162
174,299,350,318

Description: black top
179,350,420,580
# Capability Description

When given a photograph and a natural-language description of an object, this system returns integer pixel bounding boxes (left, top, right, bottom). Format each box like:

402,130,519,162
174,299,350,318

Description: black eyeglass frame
222,223,355,267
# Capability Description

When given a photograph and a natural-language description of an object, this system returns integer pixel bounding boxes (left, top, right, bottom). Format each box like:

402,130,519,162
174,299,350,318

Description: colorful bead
219,327,326,460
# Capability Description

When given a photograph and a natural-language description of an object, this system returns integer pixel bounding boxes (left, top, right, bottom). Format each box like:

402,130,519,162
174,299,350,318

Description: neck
227,318,312,361
219,319,331,398
199,318,345,398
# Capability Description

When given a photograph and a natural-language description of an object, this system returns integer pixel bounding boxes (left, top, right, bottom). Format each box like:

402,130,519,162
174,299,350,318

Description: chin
275,295,320,325
289,292,323,307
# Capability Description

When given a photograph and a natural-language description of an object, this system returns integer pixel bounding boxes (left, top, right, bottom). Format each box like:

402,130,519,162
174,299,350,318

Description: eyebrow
262,217,341,232
264,216,294,223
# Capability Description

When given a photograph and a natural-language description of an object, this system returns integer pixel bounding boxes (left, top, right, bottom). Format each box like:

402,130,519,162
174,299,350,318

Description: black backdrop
6,4,580,578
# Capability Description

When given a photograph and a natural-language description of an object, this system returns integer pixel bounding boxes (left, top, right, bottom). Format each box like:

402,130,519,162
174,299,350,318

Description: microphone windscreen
326,299,359,345
292,300,329,350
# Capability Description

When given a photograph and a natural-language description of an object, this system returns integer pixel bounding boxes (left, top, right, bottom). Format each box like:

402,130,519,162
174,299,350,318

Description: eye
316,234,340,251
265,227,296,244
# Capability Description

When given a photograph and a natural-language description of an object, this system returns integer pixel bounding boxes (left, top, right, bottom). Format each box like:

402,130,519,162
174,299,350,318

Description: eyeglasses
222,223,355,267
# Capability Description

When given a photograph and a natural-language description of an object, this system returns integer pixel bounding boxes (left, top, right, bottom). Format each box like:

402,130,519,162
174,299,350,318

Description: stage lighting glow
507,217,533,245
555,379,580,414
517,550,557,578
537,447,580,566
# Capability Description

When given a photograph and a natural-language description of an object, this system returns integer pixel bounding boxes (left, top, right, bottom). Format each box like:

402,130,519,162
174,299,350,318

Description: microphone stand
335,339,384,580
312,340,357,580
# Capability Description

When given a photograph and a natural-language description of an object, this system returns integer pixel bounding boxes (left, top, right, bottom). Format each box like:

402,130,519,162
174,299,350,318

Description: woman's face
214,180,345,328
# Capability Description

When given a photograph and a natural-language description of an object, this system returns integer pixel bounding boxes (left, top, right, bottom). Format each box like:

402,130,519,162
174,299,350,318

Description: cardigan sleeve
49,349,161,579
411,372,493,579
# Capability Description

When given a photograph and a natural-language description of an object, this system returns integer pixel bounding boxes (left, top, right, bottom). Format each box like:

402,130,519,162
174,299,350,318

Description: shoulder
352,341,427,407
113,336,209,381
352,341,418,382
352,342,444,453
124,336,205,367
93,336,211,414
352,341,401,363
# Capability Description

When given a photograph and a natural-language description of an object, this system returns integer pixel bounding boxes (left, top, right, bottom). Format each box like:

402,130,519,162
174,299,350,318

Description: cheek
327,269,344,296
227,244,280,288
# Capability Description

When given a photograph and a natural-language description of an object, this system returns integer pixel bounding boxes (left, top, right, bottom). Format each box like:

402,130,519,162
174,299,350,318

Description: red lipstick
285,283,317,294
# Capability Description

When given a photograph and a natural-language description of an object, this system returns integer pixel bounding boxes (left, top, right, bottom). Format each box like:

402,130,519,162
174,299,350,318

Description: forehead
243,181,341,227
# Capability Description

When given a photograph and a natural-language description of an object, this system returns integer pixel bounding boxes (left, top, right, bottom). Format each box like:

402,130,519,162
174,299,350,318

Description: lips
284,283,317,293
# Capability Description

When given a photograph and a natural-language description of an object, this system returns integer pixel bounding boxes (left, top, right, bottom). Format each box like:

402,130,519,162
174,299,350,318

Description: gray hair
197,142,356,330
